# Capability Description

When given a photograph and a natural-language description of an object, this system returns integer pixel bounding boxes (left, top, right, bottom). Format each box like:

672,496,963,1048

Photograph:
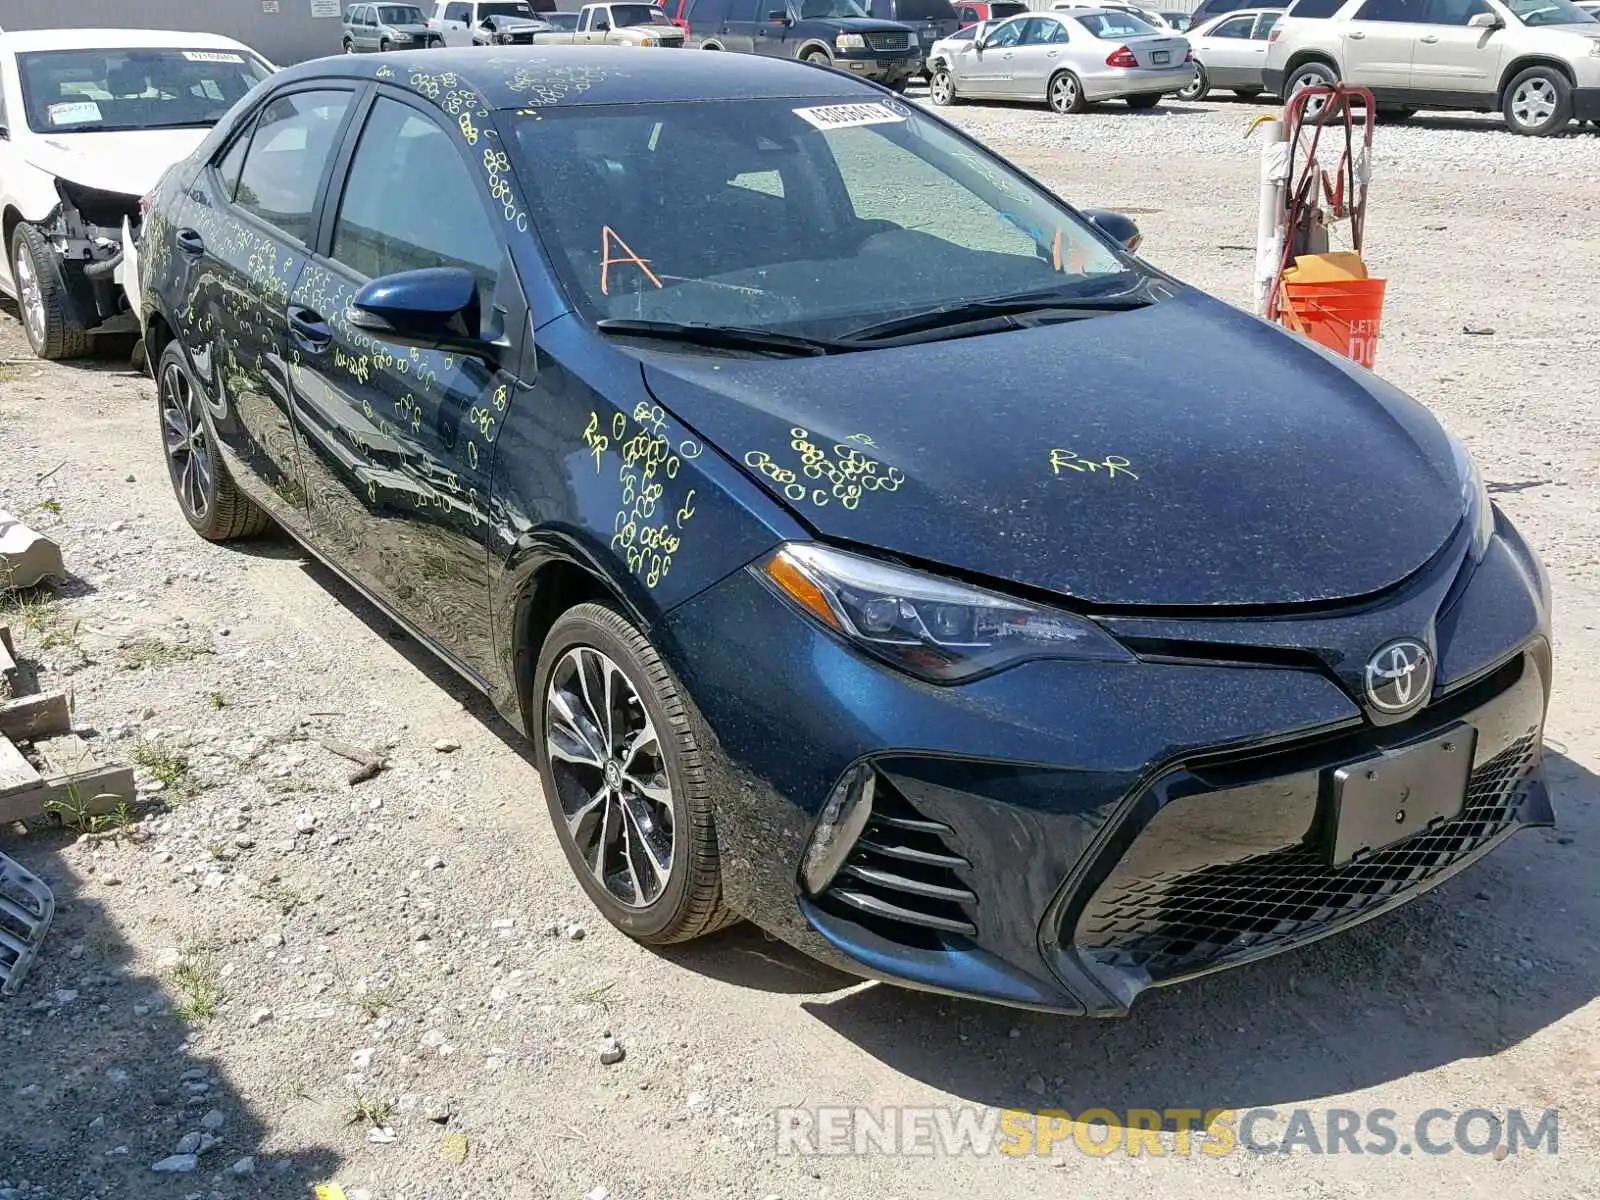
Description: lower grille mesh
1076,731,1539,981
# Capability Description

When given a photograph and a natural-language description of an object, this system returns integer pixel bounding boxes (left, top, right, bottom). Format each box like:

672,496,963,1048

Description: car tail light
1106,45,1139,68
1184,46,1193,61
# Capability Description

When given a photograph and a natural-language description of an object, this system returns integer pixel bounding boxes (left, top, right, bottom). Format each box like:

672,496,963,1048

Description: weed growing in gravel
130,739,198,798
0,364,24,384
0,584,84,658
31,497,61,517
168,948,224,1021
208,690,228,709
346,1092,396,1128
44,788,138,836
117,636,212,670
354,985,401,1019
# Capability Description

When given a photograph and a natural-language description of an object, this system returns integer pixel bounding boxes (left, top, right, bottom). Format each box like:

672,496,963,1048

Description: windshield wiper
838,286,1156,345
596,318,854,358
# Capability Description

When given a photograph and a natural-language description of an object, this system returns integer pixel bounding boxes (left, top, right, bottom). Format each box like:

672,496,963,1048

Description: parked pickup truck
533,3,687,45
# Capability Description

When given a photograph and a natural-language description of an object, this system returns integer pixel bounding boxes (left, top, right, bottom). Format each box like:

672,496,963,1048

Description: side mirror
595,18,611,28
1082,208,1143,253
1466,10,1501,26
349,267,501,361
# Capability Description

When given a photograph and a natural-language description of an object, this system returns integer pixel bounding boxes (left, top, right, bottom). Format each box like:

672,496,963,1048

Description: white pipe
1254,117,1289,317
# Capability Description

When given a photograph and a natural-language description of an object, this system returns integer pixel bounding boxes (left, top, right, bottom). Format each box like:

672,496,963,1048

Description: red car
952,0,1027,25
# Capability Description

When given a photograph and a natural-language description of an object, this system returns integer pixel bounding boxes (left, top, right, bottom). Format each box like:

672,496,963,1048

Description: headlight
836,32,867,49
753,542,1133,683
1447,431,1494,557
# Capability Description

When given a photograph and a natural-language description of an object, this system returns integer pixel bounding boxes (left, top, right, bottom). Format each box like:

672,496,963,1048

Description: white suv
1264,0,1600,135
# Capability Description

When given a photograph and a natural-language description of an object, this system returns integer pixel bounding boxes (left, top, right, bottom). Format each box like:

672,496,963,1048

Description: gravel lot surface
1,94,1598,1200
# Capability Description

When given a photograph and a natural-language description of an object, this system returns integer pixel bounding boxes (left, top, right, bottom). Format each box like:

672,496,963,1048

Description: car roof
269,44,887,109
0,27,259,53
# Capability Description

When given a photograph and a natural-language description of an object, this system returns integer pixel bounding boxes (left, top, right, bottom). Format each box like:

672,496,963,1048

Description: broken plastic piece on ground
0,851,55,996
0,510,66,592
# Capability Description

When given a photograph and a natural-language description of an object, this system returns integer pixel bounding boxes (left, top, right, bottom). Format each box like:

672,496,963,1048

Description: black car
687,0,921,89
136,46,1554,1017
1187,0,1283,26
864,0,960,75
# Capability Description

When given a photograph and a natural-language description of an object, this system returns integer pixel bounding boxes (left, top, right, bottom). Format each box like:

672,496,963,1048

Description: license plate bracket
1153,50,1170,64
1327,723,1477,865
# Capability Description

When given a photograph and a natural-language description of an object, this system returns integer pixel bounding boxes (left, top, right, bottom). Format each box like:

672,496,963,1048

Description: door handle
1046,49,1059,57
287,306,333,351
1420,33,1438,41
1348,30,1365,38
175,228,205,255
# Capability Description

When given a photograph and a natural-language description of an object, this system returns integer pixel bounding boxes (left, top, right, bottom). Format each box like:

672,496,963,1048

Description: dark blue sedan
135,46,1554,1016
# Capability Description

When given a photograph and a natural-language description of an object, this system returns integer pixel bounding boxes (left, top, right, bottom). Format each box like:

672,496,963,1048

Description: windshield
797,0,871,16
16,48,272,135
611,4,674,23
379,4,428,20
1075,10,1160,34
1503,0,1596,21
507,98,1139,342
894,0,960,19
479,1,536,15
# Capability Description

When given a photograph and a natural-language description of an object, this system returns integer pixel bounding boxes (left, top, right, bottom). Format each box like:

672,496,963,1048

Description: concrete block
0,510,64,591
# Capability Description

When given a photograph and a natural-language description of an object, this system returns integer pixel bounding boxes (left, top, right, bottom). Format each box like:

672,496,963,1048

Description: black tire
1048,70,1086,114
1178,63,1210,101
701,41,723,49
1501,65,1572,136
1286,59,1341,120
9,223,91,362
343,37,354,53
379,38,392,52
801,47,832,66
1125,92,1162,110
930,67,959,106
156,341,271,541
1377,105,1416,122
534,602,735,945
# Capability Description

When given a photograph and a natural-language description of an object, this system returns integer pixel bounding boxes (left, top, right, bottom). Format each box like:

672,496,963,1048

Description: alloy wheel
12,243,45,351
931,71,954,105
1510,78,1556,129
1178,65,1207,101
1291,69,1333,118
1051,74,1078,112
160,359,214,521
544,646,676,909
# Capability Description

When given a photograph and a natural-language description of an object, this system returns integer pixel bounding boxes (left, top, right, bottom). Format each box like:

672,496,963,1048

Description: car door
964,14,1025,93
438,0,476,43
1341,0,1426,89
1199,12,1259,83
171,86,359,534
1007,16,1070,98
283,90,522,679
1407,0,1502,97
752,0,791,54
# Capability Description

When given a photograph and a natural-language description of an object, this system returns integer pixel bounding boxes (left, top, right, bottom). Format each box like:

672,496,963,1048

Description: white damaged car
0,28,274,359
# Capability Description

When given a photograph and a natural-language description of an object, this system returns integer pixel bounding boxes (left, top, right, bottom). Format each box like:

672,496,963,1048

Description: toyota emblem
1364,639,1434,716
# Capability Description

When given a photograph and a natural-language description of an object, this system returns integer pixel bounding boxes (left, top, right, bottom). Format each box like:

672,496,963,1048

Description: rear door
1341,0,1424,88
171,86,359,535
1008,15,1071,98
1407,0,1502,96
1200,12,1260,82
283,90,522,678
963,13,1025,93
723,0,763,51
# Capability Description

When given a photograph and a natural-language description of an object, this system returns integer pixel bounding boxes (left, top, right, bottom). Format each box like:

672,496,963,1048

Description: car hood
639,289,1467,609
821,17,927,30
24,128,211,198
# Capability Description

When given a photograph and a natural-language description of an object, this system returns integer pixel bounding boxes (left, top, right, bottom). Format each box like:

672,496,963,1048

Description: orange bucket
1279,277,1387,369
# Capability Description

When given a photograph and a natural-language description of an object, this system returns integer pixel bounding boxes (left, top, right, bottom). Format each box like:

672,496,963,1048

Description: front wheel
534,602,735,945
1177,63,1210,102
342,38,354,53
930,68,959,106
9,223,90,361
1287,60,1340,120
801,48,831,66
1048,70,1086,114
1502,66,1572,136
379,38,392,52
156,342,272,541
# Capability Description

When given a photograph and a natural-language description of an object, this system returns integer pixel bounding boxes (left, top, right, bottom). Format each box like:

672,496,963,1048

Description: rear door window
233,89,353,244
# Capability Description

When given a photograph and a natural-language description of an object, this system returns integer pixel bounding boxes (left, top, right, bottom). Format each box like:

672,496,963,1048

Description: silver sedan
1176,6,1281,101
930,8,1194,113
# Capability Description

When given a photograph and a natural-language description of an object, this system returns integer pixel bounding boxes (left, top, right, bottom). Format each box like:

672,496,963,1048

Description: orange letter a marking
599,225,663,296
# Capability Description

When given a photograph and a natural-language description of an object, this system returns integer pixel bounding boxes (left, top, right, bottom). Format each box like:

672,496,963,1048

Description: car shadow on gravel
0,300,145,376
0,829,342,1196
653,923,862,997
800,749,1599,1123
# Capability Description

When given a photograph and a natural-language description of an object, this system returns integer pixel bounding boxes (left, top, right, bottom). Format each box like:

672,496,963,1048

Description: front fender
4,155,65,227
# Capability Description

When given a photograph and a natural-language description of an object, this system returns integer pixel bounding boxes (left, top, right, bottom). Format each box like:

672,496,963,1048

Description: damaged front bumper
42,178,145,338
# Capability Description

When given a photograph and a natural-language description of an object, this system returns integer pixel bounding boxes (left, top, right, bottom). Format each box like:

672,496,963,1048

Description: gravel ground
1,94,1598,1200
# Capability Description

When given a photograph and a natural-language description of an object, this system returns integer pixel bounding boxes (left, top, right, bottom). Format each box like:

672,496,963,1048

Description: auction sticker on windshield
792,102,906,131
183,51,246,63
47,101,103,126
